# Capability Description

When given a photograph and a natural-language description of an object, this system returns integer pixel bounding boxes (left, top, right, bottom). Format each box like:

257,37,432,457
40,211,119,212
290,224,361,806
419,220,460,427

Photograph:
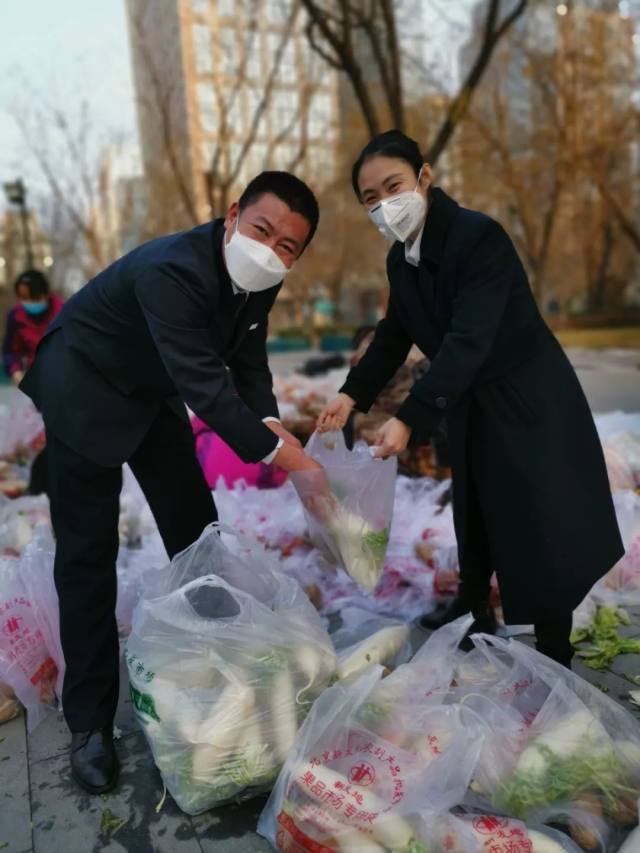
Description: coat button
435,396,447,409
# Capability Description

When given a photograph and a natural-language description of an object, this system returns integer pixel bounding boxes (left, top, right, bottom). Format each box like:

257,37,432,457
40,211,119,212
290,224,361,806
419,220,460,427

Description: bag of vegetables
126,525,337,815
459,634,640,851
0,548,61,731
258,617,484,851
291,431,396,590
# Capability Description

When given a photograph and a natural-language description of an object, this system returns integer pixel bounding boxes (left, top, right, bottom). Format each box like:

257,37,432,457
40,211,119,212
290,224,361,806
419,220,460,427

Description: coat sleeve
339,293,413,413
395,219,513,432
134,262,279,463
2,308,22,378
227,289,280,420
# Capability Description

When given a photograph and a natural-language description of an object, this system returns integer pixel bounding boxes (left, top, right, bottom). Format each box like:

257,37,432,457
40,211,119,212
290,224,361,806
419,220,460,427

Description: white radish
294,763,415,848
528,829,576,852
515,710,610,776
336,827,388,853
336,626,410,681
293,644,335,699
197,682,256,743
271,668,299,764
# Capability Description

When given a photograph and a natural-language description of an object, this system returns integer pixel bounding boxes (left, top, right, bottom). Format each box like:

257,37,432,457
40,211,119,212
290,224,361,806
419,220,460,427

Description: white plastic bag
258,617,479,850
0,390,45,462
0,548,60,730
126,524,337,815
460,634,640,850
291,431,397,590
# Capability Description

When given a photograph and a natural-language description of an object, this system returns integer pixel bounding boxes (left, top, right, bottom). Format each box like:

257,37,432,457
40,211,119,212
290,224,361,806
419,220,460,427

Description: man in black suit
21,171,323,794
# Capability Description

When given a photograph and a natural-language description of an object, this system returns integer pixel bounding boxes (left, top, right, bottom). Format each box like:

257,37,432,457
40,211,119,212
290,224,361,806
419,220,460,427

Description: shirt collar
404,221,425,267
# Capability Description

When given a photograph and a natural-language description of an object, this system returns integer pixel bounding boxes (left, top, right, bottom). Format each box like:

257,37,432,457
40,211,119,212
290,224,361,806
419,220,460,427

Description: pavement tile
29,728,201,853
0,712,32,853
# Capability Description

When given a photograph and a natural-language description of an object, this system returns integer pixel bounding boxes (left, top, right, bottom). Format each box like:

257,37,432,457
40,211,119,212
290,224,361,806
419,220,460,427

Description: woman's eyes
254,224,267,235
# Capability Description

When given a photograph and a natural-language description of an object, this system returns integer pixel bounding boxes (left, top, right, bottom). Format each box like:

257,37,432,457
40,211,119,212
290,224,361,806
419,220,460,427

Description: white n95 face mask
223,217,289,293
367,170,427,243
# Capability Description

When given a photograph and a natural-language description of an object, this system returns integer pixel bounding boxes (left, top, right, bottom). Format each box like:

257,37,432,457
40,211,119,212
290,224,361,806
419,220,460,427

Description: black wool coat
21,220,281,466
341,188,624,623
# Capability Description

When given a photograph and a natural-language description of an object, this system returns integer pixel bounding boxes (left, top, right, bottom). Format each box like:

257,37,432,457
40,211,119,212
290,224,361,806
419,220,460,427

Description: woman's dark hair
351,129,423,199
14,269,50,299
238,171,320,249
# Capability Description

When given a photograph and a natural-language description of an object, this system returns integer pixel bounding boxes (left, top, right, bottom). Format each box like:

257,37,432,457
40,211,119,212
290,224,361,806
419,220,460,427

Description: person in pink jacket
3,270,64,384
2,270,64,494
191,413,288,489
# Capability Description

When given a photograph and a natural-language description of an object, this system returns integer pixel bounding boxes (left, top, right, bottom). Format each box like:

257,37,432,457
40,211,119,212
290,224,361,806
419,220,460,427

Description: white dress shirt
404,221,425,267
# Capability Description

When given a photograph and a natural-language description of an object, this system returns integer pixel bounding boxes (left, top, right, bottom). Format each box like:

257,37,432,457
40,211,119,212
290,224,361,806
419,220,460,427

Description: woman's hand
373,417,412,458
317,393,355,433
11,370,24,387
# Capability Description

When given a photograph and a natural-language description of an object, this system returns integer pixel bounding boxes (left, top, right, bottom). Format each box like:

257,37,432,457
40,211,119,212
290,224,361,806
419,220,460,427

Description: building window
193,24,214,74
251,141,268,172
309,91,332,138
266,0,291,24
197,82,218,133
217,0,235,17
272,89,298,134
223,95,242,130
219,27,238,76
274,141,299,169
191,0,209,17
246,88,267,136
280,41,297,82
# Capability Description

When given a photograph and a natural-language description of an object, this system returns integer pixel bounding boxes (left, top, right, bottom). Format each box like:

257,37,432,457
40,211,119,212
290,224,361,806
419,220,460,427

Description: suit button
435,396,447,409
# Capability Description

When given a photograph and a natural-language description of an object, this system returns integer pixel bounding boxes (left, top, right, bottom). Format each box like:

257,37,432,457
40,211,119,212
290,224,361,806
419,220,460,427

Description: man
21,171,322,794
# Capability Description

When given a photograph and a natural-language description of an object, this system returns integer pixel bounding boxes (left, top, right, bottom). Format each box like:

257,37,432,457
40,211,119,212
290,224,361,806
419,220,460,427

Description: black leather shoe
70,727,119,794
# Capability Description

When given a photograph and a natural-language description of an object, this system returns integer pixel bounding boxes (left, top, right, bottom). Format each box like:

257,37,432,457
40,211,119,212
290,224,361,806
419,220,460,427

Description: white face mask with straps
367,167,427,243
223,216,290,293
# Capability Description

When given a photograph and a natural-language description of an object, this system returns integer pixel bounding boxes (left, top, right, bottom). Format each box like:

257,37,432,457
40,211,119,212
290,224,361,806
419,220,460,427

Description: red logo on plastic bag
348,761,376,786
473,816,508,835
3,616,22,635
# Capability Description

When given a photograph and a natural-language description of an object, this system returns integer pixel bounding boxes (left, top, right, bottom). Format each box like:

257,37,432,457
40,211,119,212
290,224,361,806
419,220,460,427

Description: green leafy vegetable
363,527,390,563
100,808,128,836
571,605,640,670
495,744,638,815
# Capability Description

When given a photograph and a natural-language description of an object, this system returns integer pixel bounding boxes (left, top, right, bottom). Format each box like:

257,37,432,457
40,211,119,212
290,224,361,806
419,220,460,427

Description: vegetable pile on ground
258,617,640,852
571,605,640,670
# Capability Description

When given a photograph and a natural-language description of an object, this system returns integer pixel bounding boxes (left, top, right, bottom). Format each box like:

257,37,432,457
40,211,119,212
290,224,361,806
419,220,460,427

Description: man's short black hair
351,129,423,199
14,269,50,298
238,171,320,249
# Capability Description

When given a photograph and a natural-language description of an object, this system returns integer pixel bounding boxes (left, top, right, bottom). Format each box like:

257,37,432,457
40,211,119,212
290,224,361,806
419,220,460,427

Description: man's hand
317,393,355,433
11,370,24,387
373,417,412,459
273,442,321,473
264,419,302,449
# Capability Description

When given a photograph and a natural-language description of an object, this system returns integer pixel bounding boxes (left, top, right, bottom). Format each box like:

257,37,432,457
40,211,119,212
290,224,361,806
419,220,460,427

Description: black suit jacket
21,220,281,466
341,187,546,431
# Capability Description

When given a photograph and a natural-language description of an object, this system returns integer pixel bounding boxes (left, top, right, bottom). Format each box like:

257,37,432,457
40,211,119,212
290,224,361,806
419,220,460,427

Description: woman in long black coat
318,130,623,667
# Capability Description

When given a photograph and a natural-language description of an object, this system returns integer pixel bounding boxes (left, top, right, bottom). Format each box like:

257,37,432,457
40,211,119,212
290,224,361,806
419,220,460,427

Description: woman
318,130,623,667
3,269,64,494
3,269,64,385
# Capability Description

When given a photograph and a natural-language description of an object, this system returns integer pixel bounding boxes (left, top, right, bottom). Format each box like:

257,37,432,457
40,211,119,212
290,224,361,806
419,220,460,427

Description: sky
0,1,137,197
0,0,475,210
